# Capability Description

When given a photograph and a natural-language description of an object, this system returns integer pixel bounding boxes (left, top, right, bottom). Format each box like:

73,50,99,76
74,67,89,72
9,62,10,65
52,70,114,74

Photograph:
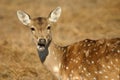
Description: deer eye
47,26,51,30
30,27,35,31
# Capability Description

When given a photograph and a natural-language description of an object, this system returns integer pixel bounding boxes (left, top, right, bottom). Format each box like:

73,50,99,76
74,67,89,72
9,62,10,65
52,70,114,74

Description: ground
0,0,120,80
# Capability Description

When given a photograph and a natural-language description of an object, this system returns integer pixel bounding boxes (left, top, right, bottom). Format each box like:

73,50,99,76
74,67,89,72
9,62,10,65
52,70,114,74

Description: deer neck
37,41,64,78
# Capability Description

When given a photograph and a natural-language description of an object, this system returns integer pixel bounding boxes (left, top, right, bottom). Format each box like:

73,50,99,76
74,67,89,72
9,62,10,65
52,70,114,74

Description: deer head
17,7,61,52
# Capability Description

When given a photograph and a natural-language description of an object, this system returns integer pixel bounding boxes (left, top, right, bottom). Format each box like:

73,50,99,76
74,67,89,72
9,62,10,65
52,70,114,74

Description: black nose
38,39,46,44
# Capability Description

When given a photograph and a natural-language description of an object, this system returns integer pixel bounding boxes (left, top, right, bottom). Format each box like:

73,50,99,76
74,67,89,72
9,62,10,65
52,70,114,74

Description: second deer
17,7,120,80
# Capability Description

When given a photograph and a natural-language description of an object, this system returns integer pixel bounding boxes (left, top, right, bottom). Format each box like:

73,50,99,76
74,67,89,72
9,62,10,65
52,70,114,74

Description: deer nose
38,39,46,44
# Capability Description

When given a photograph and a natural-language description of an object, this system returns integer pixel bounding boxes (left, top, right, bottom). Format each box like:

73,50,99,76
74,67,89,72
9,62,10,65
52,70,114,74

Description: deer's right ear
17,10,31,25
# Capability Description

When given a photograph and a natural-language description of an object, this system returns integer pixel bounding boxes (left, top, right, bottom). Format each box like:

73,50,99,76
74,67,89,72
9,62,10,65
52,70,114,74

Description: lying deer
17,7,120,80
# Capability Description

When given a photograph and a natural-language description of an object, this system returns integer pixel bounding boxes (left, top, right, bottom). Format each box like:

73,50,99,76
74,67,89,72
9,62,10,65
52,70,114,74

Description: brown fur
60,38,120,80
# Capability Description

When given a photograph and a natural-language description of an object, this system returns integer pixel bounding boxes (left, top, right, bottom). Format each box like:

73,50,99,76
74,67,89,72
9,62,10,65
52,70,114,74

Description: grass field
0,0,120,80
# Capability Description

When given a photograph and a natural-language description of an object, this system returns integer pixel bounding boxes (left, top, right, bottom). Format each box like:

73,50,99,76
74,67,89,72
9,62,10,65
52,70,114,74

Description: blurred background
0,0,120,80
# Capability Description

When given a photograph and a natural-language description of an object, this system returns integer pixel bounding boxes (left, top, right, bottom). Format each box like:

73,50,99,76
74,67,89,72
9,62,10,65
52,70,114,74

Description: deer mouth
37,43,46,51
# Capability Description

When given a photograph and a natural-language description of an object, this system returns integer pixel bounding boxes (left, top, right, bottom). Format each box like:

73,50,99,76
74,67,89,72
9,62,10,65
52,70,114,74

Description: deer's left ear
17,10,31,25
48,7,62,23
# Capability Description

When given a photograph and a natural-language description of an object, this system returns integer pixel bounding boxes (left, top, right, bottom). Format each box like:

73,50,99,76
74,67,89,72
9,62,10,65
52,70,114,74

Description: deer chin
37,44,46,51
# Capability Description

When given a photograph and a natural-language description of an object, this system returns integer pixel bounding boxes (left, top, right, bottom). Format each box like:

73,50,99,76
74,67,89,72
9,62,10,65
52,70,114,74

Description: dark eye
31,27,35,31
47,26,51,30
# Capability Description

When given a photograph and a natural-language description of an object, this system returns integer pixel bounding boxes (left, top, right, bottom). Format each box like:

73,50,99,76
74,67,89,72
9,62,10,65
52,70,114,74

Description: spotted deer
17,7,120,80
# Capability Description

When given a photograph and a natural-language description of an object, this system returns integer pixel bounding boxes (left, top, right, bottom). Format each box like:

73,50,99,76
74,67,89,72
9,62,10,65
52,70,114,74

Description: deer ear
48,7,61,23
17,10,31,25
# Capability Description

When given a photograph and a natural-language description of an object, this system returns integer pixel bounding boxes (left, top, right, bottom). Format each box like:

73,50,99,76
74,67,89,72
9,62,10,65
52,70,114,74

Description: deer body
60,38,120,80
17,7,120,80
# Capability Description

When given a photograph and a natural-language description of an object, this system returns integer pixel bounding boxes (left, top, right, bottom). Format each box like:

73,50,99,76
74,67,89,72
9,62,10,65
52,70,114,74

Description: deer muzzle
37,39,46,51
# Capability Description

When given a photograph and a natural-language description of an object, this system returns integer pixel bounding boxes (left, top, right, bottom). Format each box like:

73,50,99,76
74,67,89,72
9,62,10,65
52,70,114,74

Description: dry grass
0,0,120,80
